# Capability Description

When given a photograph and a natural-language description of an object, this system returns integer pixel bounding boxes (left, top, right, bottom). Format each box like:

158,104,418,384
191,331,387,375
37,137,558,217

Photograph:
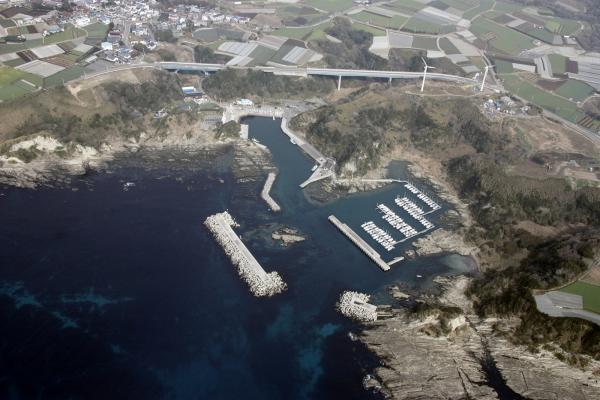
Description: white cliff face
10,136,63,152
204,211,286,297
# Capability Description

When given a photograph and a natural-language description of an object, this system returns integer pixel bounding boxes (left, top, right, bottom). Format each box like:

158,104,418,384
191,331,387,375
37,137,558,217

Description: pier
261,172,281,212
204,211,286,297
329,215,390,271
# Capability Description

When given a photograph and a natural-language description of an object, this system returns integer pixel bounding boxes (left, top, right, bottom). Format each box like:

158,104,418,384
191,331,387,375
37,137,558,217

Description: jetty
204,211,286,297
337,291,378,322
261,172,281,212
280,118,336,188
329,215,390,271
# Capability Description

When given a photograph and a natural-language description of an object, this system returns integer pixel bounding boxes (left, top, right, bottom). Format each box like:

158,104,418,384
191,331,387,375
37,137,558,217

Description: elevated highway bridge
154,62,478,88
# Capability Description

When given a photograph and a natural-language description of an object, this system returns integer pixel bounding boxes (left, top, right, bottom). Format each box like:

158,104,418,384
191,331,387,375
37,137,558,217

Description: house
74,16,90,27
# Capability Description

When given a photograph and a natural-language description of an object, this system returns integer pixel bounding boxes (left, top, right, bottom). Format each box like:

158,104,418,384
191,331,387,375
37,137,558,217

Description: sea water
0,117,473,399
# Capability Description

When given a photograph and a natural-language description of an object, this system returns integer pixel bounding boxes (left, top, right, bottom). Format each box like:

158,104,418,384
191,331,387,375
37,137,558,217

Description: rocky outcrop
412,228,479,258
271,227,306,246
360,276,600,399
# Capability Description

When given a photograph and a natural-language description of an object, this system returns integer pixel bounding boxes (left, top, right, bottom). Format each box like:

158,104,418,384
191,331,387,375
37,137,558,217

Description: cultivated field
501,74,582,122
561,281,600,314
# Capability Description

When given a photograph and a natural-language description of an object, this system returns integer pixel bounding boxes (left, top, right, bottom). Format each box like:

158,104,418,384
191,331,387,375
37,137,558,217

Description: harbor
204,211,286,297
260,172,281,212
327,180,443,271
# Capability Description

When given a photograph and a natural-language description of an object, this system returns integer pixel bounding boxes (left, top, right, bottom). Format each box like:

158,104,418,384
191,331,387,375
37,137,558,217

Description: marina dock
261,172,281,212
205,211,286,297
328,215,390,271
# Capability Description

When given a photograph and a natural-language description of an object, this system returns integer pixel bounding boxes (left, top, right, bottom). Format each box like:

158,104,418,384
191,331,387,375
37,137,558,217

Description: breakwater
337,291,378,322
329,215,390,271
204,211,286,297
261,172,281,212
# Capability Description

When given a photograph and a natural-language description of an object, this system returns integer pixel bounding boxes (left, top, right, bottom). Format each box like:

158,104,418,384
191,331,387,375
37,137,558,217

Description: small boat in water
290,138,297,145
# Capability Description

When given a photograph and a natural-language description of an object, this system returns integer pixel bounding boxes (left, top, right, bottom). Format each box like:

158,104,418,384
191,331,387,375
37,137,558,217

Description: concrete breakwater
337,291,378,322
261,172,281,212
204,211,286,297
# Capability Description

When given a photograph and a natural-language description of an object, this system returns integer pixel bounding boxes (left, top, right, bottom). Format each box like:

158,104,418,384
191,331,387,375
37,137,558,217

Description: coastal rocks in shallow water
337,291,378,322
412,228,478,258
271,227,306,247
204,211,286,297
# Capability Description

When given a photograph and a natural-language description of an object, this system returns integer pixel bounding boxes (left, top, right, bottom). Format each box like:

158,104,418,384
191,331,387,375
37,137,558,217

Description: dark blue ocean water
0,117,473,399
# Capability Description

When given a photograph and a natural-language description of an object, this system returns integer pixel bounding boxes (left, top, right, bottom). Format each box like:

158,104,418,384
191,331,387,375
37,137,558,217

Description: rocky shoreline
0,130,274,189
359,276,600,399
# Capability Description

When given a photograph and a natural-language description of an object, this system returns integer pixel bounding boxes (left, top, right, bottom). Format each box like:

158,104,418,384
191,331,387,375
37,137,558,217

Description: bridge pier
337,75,341,91
388,77,392,86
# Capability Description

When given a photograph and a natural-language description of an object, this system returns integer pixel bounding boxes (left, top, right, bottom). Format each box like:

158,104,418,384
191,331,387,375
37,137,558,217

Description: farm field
412,36,439,51
554,79,595,102
440,0,478,12
351,11,408,29
494,59,514,74
305,0,354,12
384,0,426,13
0,25,87,55
492,1,520,13
501,74,582,122
548,54,567,74
403,17,451,34
470,17,535,55
561,281,600,314
462,0,494,20
0,80,37,101
44,66,86,87
545,17,581,35
272,25,316,40
83,22,109,41
351,22,386,36
438,37,459,54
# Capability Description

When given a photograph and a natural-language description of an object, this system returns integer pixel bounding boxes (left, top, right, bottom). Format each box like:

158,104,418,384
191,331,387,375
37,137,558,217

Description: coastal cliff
361,276,600,399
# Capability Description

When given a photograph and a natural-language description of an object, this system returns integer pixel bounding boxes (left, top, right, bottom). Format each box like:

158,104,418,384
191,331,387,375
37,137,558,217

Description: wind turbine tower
480,65,491,92
420,57,435,93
